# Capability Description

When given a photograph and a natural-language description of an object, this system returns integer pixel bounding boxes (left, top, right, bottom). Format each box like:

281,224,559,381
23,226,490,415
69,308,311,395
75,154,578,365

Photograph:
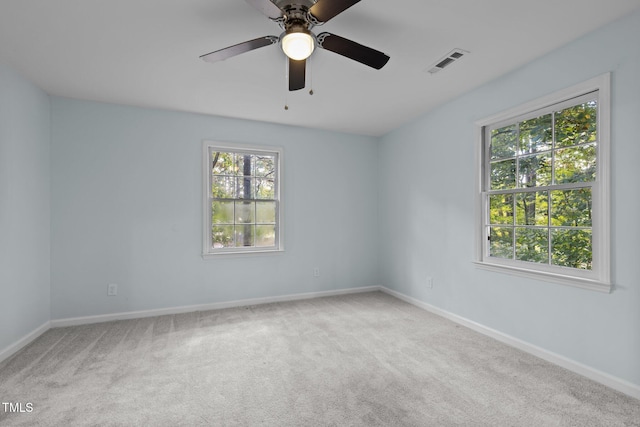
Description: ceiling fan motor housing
275,0,318,14
278,2,317,30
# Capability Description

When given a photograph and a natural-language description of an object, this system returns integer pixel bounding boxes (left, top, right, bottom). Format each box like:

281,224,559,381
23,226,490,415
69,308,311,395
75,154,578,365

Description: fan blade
317,32,390,69
200,36,278,63
309,0,361,23
289,58,305,91
244,0,284,19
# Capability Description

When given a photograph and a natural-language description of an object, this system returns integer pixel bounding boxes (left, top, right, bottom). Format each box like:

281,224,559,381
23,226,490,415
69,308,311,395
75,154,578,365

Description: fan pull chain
284,56,289,110
308,56,314,96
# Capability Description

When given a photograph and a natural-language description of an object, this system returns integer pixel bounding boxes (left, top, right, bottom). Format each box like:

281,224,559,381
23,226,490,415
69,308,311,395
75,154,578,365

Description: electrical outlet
107,283,118,296
426,277,433,289
313,267,320,277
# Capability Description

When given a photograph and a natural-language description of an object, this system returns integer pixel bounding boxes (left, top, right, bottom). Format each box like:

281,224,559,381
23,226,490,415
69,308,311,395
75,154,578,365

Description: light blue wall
0,64,51,351
50,98,379,319
379,11,640,386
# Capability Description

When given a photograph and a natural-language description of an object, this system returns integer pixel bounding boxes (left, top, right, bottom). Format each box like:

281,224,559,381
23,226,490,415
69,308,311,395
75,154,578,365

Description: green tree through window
487,100,596,269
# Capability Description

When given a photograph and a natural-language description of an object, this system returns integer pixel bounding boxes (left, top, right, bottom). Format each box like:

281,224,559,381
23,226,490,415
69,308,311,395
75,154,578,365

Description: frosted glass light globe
282,32,315,60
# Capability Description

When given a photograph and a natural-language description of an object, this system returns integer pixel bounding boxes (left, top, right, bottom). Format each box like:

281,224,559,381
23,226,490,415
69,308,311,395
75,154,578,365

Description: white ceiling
1,0,639,136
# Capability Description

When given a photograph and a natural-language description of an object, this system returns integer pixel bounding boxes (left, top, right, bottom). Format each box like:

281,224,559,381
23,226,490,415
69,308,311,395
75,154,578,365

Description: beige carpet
0,291,638,426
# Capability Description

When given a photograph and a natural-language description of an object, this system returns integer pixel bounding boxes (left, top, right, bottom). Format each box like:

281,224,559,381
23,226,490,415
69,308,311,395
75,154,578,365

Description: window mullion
548,111,555,265
488,181,594,195
511,190,516,260
513,122,520,260
515,122,521,189
547,193,553,266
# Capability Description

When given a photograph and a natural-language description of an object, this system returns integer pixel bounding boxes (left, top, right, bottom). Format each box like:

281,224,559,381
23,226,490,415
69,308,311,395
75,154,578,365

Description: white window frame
202,141,284,258
474,73,611,292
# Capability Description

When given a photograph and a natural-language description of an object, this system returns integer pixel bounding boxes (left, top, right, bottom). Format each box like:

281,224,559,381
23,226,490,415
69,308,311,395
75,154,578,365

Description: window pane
236,177,255,199
554,143,596,184
551,229,592,270
490,159,516,190
235,154,254,177
489,227,513,259
256,201,276,224
211,151,235,175
256,225,276,247
212,201,234,224
235,225,255,247
235,201,255,224
555,101,597,148
212,225,234,248
255,178,275,199
516,191,548,226
551,188,592,227
211,176,236,198
519,114,552,154
489,194,513,225
207,145,281,254
255,156,275,177
515,227,549,264
518,153,551,187
491,124,517,159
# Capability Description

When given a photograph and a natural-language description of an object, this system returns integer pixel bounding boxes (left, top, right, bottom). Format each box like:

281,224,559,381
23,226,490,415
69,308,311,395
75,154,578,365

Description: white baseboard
0,321,51,364
51,286,381,328
379,286,640,400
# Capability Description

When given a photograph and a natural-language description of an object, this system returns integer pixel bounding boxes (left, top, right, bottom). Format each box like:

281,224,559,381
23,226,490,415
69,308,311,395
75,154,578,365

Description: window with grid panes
475,75,610,291
202,142,282,256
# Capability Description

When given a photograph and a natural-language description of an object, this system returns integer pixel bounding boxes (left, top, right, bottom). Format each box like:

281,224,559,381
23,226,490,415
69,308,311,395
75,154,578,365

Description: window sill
202,249,285,260
473,261,611,293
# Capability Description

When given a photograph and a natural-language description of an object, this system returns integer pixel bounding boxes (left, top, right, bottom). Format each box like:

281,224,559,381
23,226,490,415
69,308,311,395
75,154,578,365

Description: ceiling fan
200,0,390,91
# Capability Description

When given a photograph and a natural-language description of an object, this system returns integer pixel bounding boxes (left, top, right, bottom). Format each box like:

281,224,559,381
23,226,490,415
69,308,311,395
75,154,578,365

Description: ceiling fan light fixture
281,30,315,61
200,0,390,92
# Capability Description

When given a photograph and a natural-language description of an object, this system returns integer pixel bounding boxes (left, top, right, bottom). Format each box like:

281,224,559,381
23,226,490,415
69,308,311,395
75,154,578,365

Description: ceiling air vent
426,49,469,74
